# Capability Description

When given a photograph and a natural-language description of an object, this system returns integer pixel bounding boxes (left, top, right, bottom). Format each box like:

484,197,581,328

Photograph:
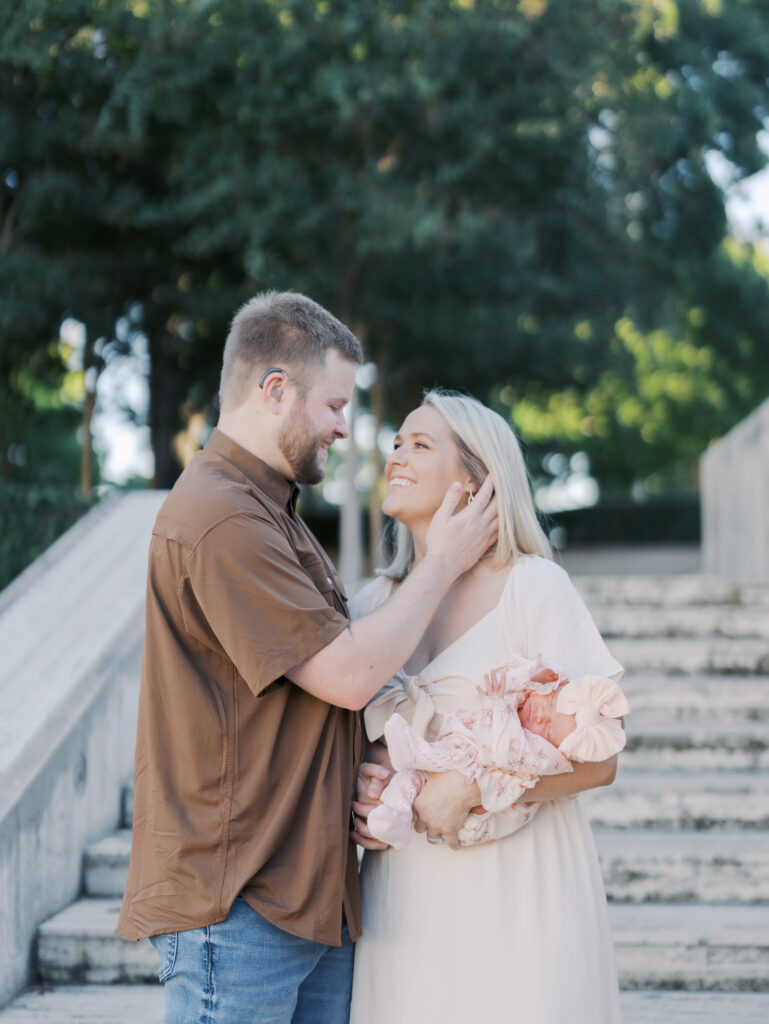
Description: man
117,291,497,1023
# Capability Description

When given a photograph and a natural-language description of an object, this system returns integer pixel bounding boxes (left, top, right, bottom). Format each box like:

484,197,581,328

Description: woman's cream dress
349,556,624,1024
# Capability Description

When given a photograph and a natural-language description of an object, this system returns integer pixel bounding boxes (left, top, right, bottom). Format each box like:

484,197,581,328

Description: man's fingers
351,799,378,818
443,831,460,851
480,494,499,530
434,481,463,523
351,812,389,851
472,473,495,510
413,818,427,834
355,762,392,801
350,829,389,851
367,779,388,801
352,813,375,838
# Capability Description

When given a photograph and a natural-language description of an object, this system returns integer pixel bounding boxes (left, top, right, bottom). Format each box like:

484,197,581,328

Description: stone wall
701,398,769,581
0,491,165,1009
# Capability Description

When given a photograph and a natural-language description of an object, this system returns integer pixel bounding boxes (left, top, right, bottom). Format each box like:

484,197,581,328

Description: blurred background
3,0,769,588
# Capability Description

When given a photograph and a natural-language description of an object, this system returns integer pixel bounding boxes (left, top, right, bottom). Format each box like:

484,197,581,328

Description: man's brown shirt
116,429,363,945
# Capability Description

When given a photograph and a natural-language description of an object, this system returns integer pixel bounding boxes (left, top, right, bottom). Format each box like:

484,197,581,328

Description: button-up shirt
117,429,363,945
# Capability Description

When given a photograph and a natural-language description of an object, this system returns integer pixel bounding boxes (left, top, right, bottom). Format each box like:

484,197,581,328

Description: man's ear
262,372,286,411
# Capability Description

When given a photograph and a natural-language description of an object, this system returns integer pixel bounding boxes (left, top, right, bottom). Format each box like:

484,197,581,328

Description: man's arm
286,478,497,709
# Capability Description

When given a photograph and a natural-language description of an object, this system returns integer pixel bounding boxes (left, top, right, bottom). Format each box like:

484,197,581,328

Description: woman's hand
351,758,393,851
412,771,481,850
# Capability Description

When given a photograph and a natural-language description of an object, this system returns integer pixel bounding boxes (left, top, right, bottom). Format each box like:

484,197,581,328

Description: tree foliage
2,0,769,489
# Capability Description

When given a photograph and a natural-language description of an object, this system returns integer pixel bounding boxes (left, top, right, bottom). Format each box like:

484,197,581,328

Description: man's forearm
288,554,456,708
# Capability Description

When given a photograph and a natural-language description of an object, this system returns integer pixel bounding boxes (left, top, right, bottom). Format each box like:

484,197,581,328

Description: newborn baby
368,653,629,849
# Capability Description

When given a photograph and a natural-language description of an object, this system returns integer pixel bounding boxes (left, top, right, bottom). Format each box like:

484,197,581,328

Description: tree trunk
149,332,186,488
80,387,95,496
339,386,363,588
337,313,366,588
367,356,386,573
80,328,97,496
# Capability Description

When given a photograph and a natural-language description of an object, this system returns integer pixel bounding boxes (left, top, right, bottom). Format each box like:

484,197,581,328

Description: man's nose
335,410,350,439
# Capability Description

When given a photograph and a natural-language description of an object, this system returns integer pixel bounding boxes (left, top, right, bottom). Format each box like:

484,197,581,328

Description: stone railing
0,490,165,1009
701,397,769,581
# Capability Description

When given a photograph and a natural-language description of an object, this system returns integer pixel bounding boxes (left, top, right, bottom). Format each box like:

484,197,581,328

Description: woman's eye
414,442,427,449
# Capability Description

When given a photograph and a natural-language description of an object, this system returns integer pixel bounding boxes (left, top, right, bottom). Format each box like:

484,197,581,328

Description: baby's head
519,673,629,762
518,684,576,748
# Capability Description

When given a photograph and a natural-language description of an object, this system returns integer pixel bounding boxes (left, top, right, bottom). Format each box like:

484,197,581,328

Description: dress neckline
395,562,520,681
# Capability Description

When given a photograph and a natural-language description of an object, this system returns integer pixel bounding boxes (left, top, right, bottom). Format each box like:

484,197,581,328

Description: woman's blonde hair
379,389,552,580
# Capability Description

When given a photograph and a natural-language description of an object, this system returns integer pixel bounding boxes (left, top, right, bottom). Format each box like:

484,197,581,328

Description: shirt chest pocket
302,556,347,610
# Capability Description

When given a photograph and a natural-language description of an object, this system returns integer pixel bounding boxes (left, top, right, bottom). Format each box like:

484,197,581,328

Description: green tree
2,0,769,494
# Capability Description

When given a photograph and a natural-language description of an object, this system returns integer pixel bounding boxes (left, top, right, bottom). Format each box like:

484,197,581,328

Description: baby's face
519,687,577,748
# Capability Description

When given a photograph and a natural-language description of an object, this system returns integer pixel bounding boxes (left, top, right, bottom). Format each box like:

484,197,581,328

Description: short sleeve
182,513,349,696
506,557,623,682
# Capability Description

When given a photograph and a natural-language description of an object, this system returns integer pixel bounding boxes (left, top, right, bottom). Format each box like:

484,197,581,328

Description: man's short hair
219,291,364,410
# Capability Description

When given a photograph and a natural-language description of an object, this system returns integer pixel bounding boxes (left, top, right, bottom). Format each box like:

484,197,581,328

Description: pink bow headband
555,675,629,762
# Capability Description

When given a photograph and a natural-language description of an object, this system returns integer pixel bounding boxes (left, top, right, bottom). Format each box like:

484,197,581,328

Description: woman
349,390,623,1024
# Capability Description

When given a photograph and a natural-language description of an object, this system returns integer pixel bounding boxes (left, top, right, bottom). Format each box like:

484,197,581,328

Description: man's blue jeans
149,897,354,1024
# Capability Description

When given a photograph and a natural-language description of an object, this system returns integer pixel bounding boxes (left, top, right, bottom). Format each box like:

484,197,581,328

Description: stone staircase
2,573,769,1021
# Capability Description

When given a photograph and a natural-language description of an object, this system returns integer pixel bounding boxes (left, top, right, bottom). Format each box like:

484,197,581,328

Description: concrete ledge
701,398,769,581
0,491,165,1009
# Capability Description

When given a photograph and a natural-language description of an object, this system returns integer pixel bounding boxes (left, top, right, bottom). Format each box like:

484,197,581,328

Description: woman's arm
517,754,617,803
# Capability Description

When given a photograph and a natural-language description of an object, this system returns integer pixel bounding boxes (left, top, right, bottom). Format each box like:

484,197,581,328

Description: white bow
556,675,629,762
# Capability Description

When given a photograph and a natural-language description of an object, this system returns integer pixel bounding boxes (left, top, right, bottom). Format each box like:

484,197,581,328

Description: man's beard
277,403,329,485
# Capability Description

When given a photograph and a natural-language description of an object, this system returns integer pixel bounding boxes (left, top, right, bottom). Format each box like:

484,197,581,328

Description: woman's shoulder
509,553,572,591
348,575,393,620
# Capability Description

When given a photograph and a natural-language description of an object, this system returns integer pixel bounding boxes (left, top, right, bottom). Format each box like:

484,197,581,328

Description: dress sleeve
182,512,349,696
509,557,623,682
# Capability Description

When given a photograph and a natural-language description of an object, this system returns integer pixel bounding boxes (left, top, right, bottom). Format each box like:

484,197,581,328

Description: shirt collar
205,427,300,511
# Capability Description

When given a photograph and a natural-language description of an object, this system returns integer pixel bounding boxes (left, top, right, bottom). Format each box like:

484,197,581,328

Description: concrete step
623,718,769,771
85,826,769,906
612,903,769,991
574,575,769,609
37,900,155,984
608,636,769,675
580,769,769,830
619,673,769,721
35,898,769,992
620,990,769,1023
83,830,131,898
0,984,162,1022
593,604,769,640
595,828,769,904
3,987,769,1024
